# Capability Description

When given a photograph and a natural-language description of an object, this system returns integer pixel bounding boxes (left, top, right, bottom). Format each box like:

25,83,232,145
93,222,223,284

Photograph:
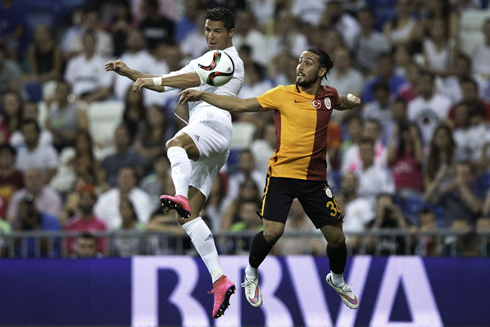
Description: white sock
331,271,345,287
167,146,191,198
182,217,223,283
245,264,258,280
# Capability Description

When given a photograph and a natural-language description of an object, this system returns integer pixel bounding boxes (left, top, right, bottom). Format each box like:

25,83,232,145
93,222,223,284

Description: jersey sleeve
256,86,285,111
330,86,341,109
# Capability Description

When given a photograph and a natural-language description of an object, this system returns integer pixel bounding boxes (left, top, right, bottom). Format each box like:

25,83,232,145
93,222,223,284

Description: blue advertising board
0,256,489,327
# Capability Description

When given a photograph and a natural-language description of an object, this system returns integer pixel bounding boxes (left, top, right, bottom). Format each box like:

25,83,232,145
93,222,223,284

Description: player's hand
132,78,153,92
178,89,203,104
104,59,128,75
347,93,361,106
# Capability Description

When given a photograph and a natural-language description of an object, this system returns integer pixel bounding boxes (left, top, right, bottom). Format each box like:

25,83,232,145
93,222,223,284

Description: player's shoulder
319,85,340,97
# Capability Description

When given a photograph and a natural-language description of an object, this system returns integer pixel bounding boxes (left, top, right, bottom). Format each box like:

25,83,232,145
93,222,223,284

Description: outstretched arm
105,59,165,92
334,93,361,111
178,89,263,113
132,73,201,93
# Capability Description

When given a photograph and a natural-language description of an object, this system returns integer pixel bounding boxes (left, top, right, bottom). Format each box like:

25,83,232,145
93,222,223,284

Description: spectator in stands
64,184,107,255
320,1,361,50
0,0,26,61
228,199,263,254
408,71,452,146
71,233,103,258
419,0,460,41
0,216,10,257
423,124,456,190
145,208,191,255
15,119,58,182
383,0,422,49
7,168,61,225
26,24,61,88
387,123,424,196
0,90,22,142
484,191,490,217
9,101,53,149
113,198,145,257
13,194,61,258
0,143,23,207
114,28,154,101
414,208,441,256
61,6,85,57
337,172,374,253
239,62,274,100
397,61,421,102
449,78,490,123
366,193,413,255
476,216,490,256
64,31,112,103
64,7,114,59
232,10,268,67
275,198,324,255
361,82,394,125
429,161,485,227
472,19,490,76
138,0,175,50
250,121,276,176
443,218,472,256
175,0,199,43
226,149,265,202
100,124,147,189
355,138,395,203
393,45,413,78
340,116,362,157
105,0,137,57
267,10,308,59
422,18,456,77
139,152,170,207
122,86,146,140
134,104,170,161
202,173,228,233
180,12,208,62
0,46,21,95
51,131,103,195
269,53,297,86
354,7,391,74
452,101,489,167
94,166,154,230
342,119,387,174
44,80,89,151
324,46,364,118
441,54,473,104
221,177,261,231
362,53,407,103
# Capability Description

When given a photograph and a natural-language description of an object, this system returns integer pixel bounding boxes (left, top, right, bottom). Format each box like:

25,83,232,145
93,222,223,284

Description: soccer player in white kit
105,8,244,319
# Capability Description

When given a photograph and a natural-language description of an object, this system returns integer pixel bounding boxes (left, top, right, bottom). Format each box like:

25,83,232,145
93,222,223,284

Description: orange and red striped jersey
256,85,340,181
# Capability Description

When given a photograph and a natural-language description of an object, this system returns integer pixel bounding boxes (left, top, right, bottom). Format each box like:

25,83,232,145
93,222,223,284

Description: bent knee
328,235,346,248
263,229,283,244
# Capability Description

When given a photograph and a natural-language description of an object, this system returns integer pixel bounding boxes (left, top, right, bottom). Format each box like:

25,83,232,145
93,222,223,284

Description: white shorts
178,110,232,199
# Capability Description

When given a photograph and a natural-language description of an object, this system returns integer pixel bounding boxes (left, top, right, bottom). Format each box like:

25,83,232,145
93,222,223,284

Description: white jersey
162,46,244,124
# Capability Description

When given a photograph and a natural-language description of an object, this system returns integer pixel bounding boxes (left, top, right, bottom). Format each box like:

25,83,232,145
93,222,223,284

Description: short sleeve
256,86,284,111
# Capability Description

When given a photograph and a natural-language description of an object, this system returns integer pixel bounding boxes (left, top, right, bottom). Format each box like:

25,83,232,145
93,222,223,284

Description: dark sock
327,243,347,274
249,231,274,268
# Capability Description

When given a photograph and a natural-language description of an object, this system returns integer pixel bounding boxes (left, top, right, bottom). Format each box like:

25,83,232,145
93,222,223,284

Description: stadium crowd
0,0,490,258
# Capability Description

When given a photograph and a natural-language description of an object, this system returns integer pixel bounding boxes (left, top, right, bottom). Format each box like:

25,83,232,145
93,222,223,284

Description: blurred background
0,0,490,259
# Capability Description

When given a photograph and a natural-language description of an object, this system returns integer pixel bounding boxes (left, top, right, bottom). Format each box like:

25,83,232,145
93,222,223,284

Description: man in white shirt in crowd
408,71,452,146
15,119,59,182
64,31,112,103
354,138,395,204
94,166,154,230
113,28,155,101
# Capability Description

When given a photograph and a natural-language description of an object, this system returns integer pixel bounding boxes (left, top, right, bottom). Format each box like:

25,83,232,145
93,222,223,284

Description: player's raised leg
160,133,198,218
321,222,359,309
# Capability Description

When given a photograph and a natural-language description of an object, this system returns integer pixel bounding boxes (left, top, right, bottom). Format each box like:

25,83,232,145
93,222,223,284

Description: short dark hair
373,82,390,93
306,48,334,79
21,118,41,134
359,137,375,146
78,232,96,241
0,143,16,157
205,7,235,31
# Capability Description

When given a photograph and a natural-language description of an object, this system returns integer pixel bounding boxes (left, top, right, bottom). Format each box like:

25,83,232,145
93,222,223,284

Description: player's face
204,20,233,51
296,52,325,87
